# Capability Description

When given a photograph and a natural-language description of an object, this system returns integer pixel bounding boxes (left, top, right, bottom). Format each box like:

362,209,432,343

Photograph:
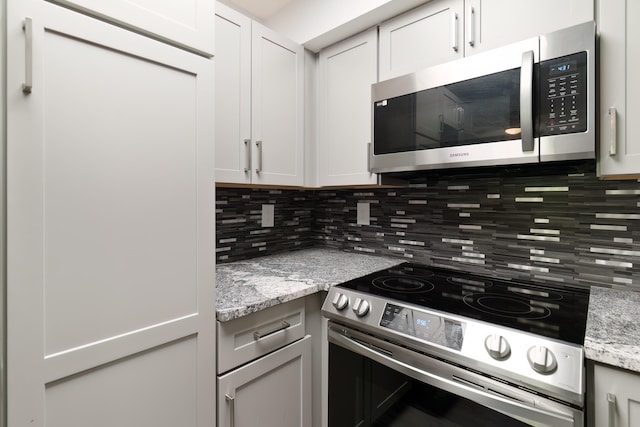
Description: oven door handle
328,327,578,427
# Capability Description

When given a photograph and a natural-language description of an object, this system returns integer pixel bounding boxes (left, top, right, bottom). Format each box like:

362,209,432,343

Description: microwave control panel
539,52,588,136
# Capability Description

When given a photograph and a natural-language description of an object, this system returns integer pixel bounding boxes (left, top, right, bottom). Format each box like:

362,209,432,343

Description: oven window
329,343,533,427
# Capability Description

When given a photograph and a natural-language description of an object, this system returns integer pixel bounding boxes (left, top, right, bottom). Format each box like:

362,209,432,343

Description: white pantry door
6,2,215,426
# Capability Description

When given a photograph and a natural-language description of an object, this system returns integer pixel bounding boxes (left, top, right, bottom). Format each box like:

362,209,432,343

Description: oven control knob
527,345,557,375
352,298,370,317
332,293,349,311
484,334,511,360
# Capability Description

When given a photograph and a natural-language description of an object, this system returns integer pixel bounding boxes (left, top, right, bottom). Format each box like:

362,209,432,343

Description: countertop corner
215,248,402,322
584,286,640,373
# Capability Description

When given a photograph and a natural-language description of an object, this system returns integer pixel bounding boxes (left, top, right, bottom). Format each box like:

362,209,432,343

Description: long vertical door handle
451,12,459,52
255,140,262,173
607,393,616,427
609,107,617,156
243,139,251,173
467,6,475,47
22,17,33,94
225,394,235,427
520,50,535,152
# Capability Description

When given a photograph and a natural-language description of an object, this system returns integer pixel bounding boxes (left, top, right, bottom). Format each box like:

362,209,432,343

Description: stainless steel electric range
322,262,590,427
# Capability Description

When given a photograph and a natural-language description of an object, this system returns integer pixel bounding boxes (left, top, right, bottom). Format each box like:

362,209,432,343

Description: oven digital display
380,303,465,351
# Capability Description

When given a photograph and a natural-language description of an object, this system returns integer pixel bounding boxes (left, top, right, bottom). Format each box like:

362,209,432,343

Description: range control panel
539,51,588,136
380,303,465,351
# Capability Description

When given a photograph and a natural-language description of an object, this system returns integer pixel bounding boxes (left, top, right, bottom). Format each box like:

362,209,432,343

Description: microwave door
371,36,540,173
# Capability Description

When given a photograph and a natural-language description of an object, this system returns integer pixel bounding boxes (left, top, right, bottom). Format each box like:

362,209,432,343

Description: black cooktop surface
337,262,590,345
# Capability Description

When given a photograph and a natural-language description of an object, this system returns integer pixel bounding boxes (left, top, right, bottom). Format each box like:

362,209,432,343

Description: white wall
266,0,427,51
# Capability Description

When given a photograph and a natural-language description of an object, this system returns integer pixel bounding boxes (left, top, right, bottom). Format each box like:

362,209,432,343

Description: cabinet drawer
217,298,305,373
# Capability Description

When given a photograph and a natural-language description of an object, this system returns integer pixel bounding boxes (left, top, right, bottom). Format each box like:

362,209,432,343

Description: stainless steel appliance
370,21,596,173
322,263,590,426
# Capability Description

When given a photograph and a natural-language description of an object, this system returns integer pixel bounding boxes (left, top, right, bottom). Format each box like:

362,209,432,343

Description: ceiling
225,0,298,20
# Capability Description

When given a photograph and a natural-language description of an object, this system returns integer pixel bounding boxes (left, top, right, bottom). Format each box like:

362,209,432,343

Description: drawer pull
607,393,616,427
225,394,235,427
253,320,290,340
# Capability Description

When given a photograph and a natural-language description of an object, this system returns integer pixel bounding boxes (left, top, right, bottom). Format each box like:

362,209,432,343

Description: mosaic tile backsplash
216,161,640,291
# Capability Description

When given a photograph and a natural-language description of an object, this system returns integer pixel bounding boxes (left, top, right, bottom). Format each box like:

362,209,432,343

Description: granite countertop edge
584,286,640,373
216,248,403,323
216,284,326,323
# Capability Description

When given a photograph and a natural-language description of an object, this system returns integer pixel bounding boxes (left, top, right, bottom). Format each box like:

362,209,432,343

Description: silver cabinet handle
607,393,616,427
467,6,475,47
609,107,617,156
225,394,235,427
22,17,33,94
243,139,251,173
255,140,262,173
520,50,535,152
253,320,290,340
451,12,459,52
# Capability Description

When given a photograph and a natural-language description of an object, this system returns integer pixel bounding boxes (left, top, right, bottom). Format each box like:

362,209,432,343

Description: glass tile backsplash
216,161,640,291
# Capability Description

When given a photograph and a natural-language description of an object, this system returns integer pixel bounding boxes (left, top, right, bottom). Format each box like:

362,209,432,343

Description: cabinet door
465,0,594,56
6,3,215,426
46,0,215,55
251,22,305,186
215,2,252,184
318,28,378,187
593,364,640,427
597,0,640,178
218,336,312,427
379,0,463,81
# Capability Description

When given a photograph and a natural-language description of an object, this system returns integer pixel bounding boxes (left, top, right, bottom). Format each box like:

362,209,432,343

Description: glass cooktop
336,262,590,345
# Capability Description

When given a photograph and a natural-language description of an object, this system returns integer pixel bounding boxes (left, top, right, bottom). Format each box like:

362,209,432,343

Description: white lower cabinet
218,336,312,427
217,299,312,427
591,363,640,427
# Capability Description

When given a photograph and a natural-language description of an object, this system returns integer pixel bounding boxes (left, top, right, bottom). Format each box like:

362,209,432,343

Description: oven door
328,322,583,427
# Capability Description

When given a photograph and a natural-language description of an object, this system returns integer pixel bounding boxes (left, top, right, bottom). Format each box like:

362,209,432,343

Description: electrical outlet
357,202,370,225
262,204,274,227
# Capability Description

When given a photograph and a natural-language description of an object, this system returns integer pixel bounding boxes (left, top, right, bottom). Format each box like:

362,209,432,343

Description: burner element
372,276,435,294
463,294,551,319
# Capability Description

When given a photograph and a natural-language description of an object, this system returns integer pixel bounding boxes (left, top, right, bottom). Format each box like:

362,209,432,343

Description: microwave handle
520,50,535,152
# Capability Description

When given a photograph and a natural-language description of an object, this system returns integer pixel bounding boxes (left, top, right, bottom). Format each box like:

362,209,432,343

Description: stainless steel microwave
370,21,596,173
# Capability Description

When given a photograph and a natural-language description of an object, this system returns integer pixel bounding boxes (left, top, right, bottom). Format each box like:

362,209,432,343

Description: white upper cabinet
597,0,640,178
251,22,305,186
215,4,252,184
48,0,215,55
215,2,304,187
317,28,378,187
379,0,594,80
379,0,463,81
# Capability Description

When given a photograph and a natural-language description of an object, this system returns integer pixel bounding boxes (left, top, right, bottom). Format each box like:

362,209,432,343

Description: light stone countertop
215,248,402,322
216,249,640,373
584,286,640,373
